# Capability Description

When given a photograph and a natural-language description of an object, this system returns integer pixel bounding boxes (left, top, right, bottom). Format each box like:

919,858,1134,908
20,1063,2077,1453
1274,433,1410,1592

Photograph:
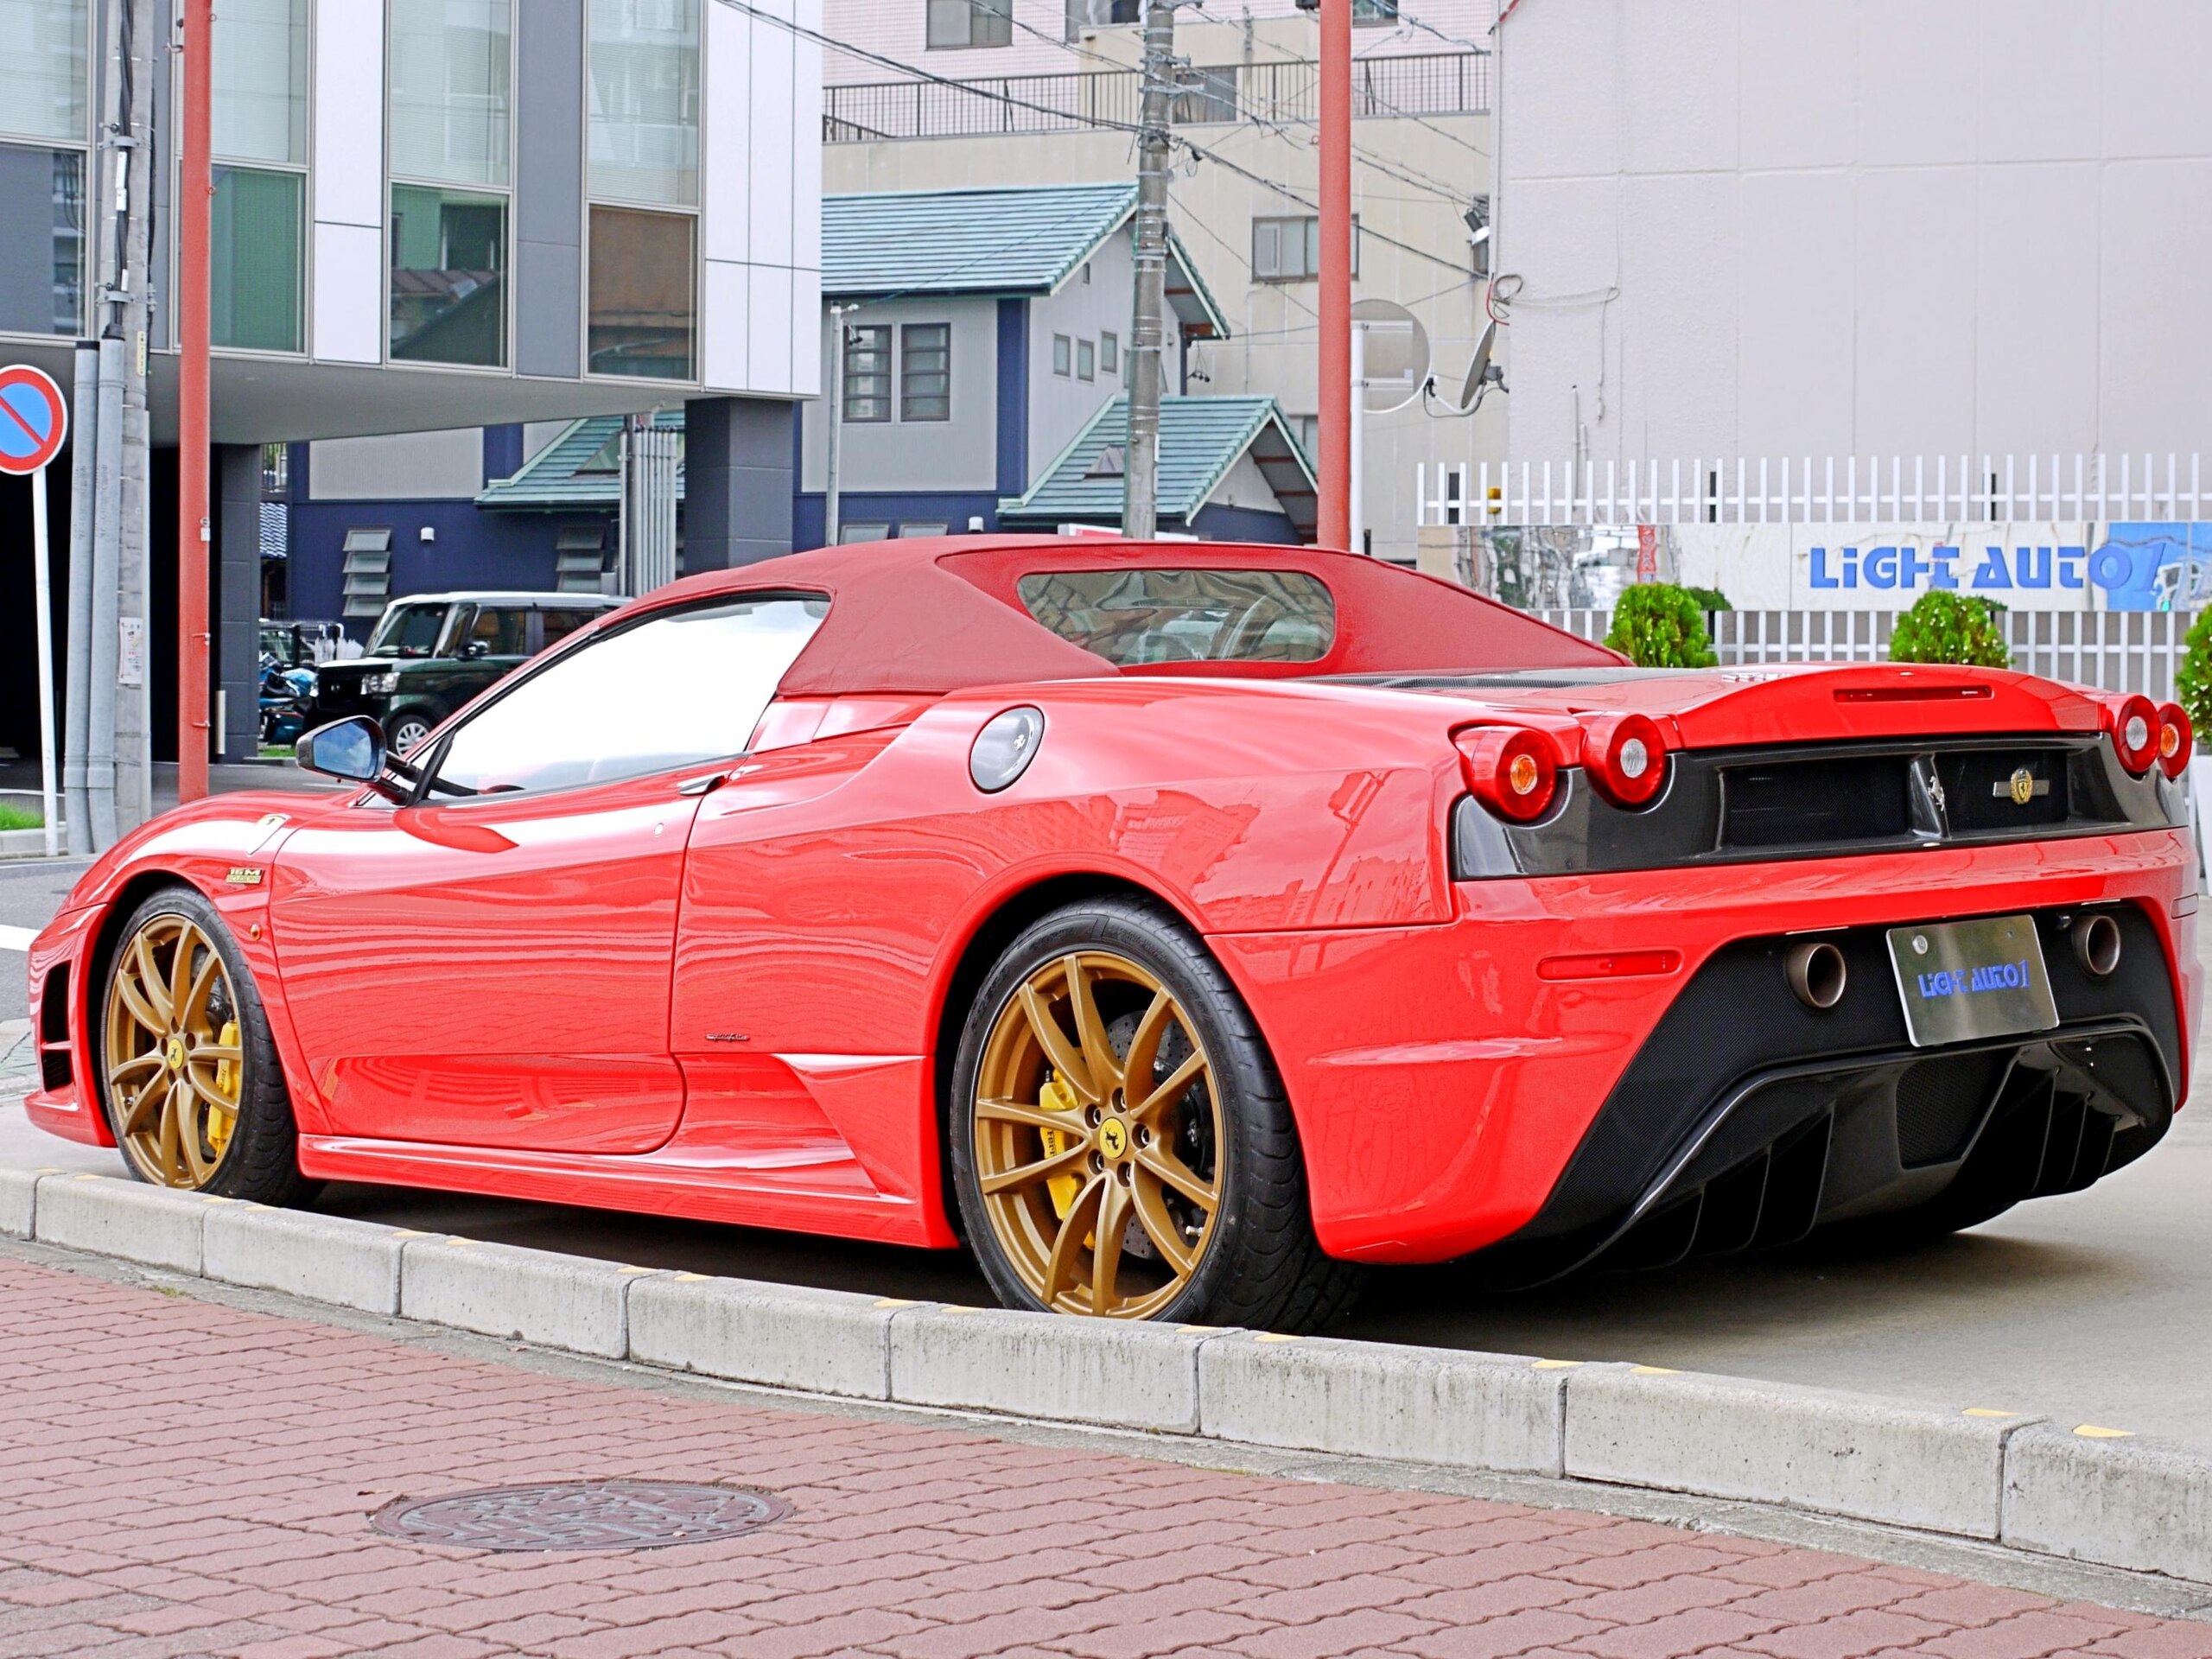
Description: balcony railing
823,50,1490,143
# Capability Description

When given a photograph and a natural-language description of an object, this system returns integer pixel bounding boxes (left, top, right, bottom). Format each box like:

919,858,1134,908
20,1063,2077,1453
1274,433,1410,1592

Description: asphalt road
5,855,2208,1454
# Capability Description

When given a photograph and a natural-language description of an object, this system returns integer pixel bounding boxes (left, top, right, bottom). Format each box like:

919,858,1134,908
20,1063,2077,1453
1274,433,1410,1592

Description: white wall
309,429,486,501
1030,231,1137,472
1496,0,2212,467
798,296,999,492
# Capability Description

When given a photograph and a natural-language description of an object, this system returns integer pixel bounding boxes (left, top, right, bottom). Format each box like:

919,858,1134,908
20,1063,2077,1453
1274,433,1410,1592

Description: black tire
385,708,436,755
96,886,316,1205
949,895,1363,1332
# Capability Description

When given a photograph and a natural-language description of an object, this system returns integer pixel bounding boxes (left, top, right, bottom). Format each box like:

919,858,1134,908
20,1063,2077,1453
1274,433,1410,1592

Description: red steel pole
1315,0,1352,550
177,0,213,802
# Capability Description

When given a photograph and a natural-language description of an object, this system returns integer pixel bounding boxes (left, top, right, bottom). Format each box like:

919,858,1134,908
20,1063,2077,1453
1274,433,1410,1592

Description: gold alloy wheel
103,914,245,1189
972,951,1224,1318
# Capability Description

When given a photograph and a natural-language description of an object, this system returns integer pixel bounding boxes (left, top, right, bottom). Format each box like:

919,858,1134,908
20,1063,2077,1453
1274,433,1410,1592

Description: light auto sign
0,364,67,475
1808,541,2148,597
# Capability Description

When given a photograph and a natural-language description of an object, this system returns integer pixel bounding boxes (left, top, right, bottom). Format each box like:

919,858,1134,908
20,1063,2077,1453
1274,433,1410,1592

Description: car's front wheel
97,887,313,1204
385,709,435,755
949,897,1362,1332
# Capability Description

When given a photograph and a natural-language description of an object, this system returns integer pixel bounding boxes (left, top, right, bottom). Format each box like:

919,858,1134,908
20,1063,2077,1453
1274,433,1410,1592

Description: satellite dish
1350,297,1429,413
1456,319,1498,413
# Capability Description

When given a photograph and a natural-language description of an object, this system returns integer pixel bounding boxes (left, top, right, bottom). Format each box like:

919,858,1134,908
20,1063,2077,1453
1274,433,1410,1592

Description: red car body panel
23,538,2200,1268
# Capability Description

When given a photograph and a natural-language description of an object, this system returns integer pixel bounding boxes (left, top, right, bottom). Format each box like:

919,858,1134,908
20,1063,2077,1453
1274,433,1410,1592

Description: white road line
0,926,37,952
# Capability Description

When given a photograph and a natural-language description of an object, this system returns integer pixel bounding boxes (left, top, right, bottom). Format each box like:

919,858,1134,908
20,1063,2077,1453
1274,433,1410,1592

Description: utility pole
1122,0,1175,540
177,0,213,804
823,303,854,546
1315,0,1352,550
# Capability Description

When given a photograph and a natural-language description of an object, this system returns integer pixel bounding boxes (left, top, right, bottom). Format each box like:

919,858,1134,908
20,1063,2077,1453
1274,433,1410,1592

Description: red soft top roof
634,535,1617,697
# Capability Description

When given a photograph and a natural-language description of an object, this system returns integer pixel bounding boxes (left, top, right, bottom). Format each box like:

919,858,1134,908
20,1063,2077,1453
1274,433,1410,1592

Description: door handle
676,771,728,797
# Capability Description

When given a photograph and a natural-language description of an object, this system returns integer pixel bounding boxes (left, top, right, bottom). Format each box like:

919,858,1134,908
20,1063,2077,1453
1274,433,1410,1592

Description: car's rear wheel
385,709,435,755
97,887,313,1204
950,897,1363,1332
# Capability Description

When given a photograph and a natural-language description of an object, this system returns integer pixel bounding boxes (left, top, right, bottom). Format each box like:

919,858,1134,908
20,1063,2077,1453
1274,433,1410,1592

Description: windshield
1015,569,1336,665
367,602,451,658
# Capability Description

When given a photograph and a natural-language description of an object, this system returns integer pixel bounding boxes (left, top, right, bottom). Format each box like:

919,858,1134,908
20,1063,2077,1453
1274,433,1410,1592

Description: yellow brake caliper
1037,1073,1084,1220
207,1020,242,1157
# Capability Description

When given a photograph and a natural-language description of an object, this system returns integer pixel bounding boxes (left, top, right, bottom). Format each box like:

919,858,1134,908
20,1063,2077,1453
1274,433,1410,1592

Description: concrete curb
23,1173,2212,1591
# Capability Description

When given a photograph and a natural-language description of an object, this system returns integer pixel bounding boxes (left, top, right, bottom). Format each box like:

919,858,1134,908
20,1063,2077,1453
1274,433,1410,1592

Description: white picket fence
1421,454,2212,527
1538,608,2196,704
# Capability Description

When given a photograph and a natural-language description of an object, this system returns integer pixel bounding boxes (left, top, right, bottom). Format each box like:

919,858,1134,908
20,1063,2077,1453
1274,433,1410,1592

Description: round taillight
1580,712,1669,809
1456,727,1561,824
2156,701,2194,779
2113,693,2161,776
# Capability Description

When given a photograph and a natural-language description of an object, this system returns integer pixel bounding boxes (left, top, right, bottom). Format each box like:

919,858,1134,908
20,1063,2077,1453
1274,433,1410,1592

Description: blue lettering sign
2059,546,2084,588
2015,547,2050,588
1810,546,1839,588
1865,547,1897,589
1929,547,1960,589
1972,547,2012,588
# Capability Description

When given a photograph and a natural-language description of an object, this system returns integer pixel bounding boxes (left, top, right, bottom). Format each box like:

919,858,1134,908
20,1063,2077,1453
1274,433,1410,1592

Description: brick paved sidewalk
3,1254,2207,1659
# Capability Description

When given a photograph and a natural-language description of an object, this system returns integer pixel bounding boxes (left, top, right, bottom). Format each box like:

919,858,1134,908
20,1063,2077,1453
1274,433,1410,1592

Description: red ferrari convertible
22,538,2201,1330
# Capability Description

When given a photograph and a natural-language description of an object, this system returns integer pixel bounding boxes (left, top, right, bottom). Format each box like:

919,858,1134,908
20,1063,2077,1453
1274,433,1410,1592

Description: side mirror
296,716,387,785
457,639,489,660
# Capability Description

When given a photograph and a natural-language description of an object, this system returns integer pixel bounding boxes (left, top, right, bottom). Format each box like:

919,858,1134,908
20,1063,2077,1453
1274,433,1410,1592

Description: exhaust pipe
2072,912,2122,978
1786,940,1848,1010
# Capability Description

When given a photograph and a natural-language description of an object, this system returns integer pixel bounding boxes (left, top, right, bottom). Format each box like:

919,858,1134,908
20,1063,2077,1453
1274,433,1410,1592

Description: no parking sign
3,361,68,858
0,364,67,476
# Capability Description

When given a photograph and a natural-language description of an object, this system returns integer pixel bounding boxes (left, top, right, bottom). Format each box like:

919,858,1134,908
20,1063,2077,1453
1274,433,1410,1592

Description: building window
390,0,512,188
1252,214,1359,283
588,0,699,207
260,442,290,497
391,185,506,365
0,0,88,145
1052,334,1071,377
1100,331,1118,375
212,0,307,164
842,324,892,421
1352,0,1397,20
898,521,949,538
1076,339,1096,382
900,323,950,421
0,143,83,335
588,204,695,378
213,167,303,352
928,0,1012,49
1064,0,1138,35
839,521,889,544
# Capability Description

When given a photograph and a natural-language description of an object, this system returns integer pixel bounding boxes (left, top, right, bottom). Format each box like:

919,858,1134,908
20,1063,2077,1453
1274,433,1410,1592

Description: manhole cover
371,1480,791,1552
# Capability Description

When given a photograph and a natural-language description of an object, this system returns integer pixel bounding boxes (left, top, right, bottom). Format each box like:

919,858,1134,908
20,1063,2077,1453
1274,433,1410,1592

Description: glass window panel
0,143,83,335
1100,331,1117,373
1052,334,1071,376
213,0,307,164
970,0,1012,46
900,322,949,421
587,203,694,379
1016,569,1337,665
430,595,829,796
390,0,511,188
842,323,890,421
1076,339,1095,382
588,0,698,207
0,0,86,145
390,184,507,365
212,166,302,351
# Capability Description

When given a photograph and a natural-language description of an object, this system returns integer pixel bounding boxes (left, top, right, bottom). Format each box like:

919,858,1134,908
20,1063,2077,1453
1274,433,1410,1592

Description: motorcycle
258,652,317,748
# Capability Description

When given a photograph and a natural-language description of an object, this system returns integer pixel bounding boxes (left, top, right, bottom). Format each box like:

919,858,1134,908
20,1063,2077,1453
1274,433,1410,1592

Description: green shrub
1681,585,1732,613
1887,591,2009,669
2177,608,2212,735
1604,582,1718,668
0,804,39,832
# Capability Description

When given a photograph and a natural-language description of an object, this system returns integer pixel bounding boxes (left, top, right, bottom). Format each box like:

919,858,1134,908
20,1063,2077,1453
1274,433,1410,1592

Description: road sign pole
31,462,58,857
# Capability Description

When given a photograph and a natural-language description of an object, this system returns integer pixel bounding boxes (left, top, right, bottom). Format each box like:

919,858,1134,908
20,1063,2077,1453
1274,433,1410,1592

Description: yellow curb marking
2075,1425,2135,1439
617,1266,653,1275
873,1297,918,1308
1963,1408,2024,1419
1531,1359,1582,1370
1178,1325,1222,1334
391,1230,430,1239
1254,1332,1300,1343
1630,1365,1681,1375
675,1272,712,1282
